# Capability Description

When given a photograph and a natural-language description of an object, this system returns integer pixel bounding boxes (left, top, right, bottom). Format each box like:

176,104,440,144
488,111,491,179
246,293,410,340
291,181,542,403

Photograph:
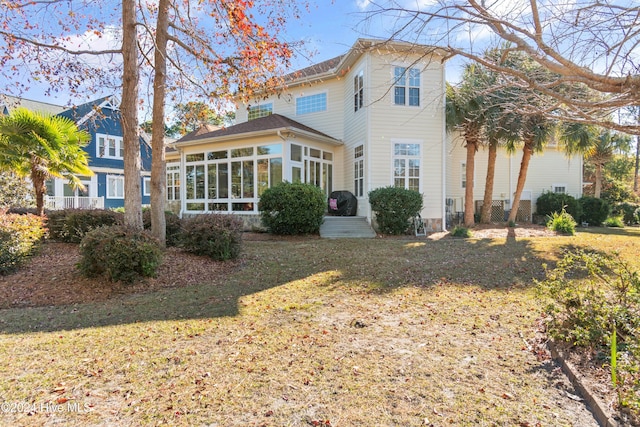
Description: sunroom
170,114,343,223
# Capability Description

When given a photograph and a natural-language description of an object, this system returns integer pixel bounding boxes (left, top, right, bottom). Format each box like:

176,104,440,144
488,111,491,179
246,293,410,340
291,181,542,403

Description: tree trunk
121,0,143,230
634,134,639,193
508,143,533,224
480,141,497,223
594,163,603,198
464,138,477,227
149,0,169,246
30,168,46,217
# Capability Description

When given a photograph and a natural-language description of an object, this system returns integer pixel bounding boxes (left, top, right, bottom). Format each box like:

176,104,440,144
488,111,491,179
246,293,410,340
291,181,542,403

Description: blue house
0,94,153,210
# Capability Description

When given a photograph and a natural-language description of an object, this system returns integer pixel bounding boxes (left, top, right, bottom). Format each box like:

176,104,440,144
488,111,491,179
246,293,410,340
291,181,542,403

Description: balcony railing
44,196,105,210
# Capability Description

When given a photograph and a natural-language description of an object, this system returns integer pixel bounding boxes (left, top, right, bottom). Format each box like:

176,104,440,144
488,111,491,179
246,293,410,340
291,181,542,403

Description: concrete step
320,216,377,238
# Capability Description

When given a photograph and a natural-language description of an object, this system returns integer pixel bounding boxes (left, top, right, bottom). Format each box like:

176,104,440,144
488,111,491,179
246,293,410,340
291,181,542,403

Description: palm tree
0,108,92,215
445,65,492,227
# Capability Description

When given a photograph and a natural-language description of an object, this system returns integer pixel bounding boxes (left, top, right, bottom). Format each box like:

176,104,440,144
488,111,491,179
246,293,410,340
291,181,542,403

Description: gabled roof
174,113,342,147
58,96,118,124
0,94,67,115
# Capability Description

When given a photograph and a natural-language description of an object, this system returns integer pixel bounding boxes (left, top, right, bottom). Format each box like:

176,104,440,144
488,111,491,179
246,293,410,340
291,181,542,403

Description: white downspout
441,63,447,231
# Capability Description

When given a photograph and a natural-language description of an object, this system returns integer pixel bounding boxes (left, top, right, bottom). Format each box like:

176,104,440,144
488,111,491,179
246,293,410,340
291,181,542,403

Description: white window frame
392,140,422,192
296,91,327,115
354,70,364,112
552,184,567,194
166,163,180,201
393,66,421,107
107,175,125,199
354,145,364,197
143,177,151,196
96,133,124,160
248,103,273,121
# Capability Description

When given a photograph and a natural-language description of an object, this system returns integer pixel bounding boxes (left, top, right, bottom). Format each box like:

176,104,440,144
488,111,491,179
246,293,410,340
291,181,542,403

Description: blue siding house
1,94,153,209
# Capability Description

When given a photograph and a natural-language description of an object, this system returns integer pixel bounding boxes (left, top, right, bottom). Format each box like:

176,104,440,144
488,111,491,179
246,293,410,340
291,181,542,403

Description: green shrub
537,250,640,417
579,196,610,226
259,182,325,235
179,214,243,260
77,225,162,283
450,225,472,238
536,191,581,220
613,202,640,225
142,210,182,246
0,213,46,275
603,216,624,228
368,187,423,235
546,209,576,235
47,209,123,243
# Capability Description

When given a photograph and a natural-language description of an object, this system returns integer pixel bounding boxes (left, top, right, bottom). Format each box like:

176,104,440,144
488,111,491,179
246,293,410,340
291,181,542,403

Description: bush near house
179,214,243,260
47,209,123,243
142,210,182,247
579,196,610,226
259,182,325,235
77,225,162,283
368,187,423,235
0,212,46,275
546,209,577,235
536,191,582,221
613,202,640,225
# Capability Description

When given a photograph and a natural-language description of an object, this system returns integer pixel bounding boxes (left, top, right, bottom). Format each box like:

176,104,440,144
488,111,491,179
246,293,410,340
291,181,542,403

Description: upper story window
354,71,364,112
296,93,327,115
248,103,273,121
97,133,124,160
394,66,420,107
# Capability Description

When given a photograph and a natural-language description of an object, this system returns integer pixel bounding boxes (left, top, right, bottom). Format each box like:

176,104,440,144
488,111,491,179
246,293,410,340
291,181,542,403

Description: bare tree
363,0,640,134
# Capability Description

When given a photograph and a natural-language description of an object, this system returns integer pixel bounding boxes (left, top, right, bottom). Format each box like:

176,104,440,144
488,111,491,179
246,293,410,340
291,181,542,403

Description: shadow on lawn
0,235,576,334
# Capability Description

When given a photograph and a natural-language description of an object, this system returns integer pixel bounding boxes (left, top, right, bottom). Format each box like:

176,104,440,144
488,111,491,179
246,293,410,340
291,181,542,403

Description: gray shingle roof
0,94,67,115
176,113,339,144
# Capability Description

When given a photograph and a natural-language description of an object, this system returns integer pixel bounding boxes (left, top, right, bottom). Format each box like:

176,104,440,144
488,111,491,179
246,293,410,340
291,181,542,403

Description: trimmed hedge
179,214,243,260
369,186,423,235
47,209,123,243
259,182,325,235
0,213,46,275
536,191,581,221
77,225,162,283
579,196,610,226
142,210,182,246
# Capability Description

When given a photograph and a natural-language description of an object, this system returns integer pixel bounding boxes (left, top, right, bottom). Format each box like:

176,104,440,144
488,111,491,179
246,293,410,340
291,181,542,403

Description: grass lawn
0,227,639,426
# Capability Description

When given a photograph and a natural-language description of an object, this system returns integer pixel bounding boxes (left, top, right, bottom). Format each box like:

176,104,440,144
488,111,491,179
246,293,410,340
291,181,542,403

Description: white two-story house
169,38,583,232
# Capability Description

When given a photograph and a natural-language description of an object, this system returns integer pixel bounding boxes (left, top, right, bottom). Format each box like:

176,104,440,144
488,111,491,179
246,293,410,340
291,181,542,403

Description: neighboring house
0,94,152,210
165,38,583,231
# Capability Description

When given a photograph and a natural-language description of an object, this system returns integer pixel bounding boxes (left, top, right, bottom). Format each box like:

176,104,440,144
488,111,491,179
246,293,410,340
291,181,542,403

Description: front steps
319,216,377,238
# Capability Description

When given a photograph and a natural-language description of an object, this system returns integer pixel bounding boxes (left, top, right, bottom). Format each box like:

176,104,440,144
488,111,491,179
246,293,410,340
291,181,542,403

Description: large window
184,143,283,213
393,66,420,107
354,145,364,197
107,175,124,199
296,93,327,115
166,163,180,201
354,71,364,112
97,134,124,159
393,142,420,191
248,103,273,121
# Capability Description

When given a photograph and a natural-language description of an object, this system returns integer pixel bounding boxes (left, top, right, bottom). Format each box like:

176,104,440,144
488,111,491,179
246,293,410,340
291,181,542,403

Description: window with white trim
354,71,364,112
166,163,180,201
461,161,475,189
553,184,567,194
143,177,151,196
96,134,124,159
354,145,364,197
248,103,273,121
393,142,420,191
107,175,124,199
393,66,420,106
296,93,327,115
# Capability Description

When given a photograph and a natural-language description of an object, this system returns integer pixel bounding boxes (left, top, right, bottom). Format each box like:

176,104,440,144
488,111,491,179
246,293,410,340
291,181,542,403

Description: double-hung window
393,142,420,191
354,71,364,112
107,175,124,199
394,66,420,106
354,145,364,197
97,134,124,159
